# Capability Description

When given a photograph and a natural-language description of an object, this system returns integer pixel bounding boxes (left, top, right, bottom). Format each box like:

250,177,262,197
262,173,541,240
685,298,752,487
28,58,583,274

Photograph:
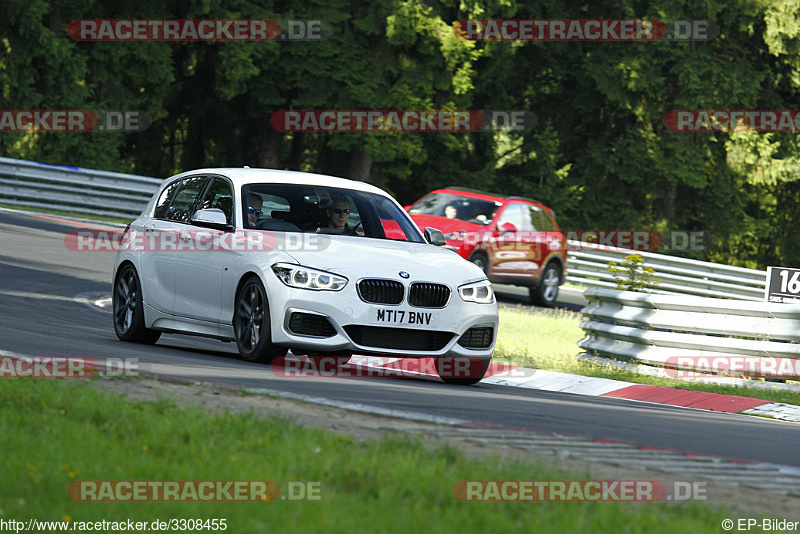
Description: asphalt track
1,209,798,468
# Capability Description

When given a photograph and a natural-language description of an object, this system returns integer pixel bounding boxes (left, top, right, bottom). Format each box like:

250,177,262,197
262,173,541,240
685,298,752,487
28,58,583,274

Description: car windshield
242,184,425,243
408,192,501,225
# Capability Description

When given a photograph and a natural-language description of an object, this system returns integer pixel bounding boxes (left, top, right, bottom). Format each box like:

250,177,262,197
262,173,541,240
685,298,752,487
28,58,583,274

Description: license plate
370,308,437,327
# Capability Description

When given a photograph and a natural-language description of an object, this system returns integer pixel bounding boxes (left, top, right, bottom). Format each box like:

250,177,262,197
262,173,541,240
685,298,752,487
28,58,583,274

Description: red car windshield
409,192,501,226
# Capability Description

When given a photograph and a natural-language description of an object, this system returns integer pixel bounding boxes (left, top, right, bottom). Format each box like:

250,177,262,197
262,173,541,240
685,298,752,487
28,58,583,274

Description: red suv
406,187,567,306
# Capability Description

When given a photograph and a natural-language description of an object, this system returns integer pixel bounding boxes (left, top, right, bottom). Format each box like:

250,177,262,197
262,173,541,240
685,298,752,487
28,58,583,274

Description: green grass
0,378,740,532
494,307,800,406
0,202,131,224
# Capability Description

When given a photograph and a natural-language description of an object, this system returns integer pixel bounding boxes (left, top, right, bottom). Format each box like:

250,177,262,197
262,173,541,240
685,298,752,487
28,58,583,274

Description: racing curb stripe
361,357,800,422
601,384,767,413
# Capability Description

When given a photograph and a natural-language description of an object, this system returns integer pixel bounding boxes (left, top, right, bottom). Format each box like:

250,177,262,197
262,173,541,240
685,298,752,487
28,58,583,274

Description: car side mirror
424,227,447,246
499,222,517,234
190,208,230,230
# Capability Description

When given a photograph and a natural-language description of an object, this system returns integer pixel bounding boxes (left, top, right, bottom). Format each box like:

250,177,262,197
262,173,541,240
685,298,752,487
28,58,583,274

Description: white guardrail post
578,287,800,378
0,157,162,219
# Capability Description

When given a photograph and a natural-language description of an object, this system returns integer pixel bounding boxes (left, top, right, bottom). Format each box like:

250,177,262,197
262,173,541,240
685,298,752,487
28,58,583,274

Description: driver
326,197,352,231
247,193,263,227
321,196,360,235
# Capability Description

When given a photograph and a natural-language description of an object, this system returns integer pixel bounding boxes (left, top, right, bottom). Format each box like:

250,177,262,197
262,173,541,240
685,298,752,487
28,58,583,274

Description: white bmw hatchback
113,168,498,384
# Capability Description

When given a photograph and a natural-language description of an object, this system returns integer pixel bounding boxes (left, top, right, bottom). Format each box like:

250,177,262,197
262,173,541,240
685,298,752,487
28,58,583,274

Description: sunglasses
247,206,263,217
330,208,351,215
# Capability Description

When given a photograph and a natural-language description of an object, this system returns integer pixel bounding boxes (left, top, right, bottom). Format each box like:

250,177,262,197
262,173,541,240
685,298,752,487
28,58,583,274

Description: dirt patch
92,376,800,521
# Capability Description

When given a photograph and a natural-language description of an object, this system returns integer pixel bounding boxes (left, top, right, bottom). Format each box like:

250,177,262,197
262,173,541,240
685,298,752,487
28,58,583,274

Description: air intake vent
343,326,453,351
457,327,494,349
288,313,337,338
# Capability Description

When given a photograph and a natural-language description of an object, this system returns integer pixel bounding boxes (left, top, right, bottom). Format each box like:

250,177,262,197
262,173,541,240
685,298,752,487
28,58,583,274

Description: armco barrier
566,241,766,301
578,288,800,378
0,157,161,218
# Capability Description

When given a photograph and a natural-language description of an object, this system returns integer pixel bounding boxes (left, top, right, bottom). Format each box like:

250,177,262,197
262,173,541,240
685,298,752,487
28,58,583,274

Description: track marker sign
765,266,800,304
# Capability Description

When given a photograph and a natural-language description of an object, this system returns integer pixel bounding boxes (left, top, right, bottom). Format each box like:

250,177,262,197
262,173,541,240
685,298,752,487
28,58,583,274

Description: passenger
246,193,263,227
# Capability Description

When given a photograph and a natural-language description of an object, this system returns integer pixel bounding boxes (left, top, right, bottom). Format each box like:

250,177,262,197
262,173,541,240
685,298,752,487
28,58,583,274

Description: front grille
408,283,450,308
457,327,494,349
358,279,404,304
288,312,337,338
343,325,453,351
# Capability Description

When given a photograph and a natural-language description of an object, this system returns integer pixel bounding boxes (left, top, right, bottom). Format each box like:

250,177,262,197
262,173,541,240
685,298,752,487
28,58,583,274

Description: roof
442,186,506,200
441,186,543,205
165,167,389,197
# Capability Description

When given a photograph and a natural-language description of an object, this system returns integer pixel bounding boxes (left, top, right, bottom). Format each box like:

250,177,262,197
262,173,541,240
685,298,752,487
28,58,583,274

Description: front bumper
266,277,498,361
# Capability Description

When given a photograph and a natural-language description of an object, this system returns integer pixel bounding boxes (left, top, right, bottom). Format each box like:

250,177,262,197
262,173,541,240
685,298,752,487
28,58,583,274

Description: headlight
271,263,347,291
458,280,494,303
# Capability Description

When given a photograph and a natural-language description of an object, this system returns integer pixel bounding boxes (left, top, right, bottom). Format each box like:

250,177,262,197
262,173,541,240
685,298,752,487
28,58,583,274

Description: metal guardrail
0,157,161,219
0,157,768,300
565,241,766,301
578,288,800,378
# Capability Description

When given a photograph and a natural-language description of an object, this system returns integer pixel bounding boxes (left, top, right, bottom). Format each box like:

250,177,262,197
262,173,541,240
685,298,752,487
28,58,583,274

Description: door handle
180,231,192,242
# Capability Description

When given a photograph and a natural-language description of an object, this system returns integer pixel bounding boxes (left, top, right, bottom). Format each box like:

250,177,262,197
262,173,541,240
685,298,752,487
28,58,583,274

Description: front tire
469,252,489,274
113,264,161,344
530,263,561,307
234,276,287,363
436,356,488,385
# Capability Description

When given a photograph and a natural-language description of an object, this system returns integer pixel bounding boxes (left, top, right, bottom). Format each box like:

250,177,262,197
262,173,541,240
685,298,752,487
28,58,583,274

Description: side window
497,203,526,230
540,210,555,231
166,177,209,223
528,205,553,232
153,180,181,219
198,178,234,225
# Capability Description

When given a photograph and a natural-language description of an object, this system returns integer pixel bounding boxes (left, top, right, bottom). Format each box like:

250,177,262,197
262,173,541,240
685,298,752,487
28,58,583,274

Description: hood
281,235,486,283
408,214,488,235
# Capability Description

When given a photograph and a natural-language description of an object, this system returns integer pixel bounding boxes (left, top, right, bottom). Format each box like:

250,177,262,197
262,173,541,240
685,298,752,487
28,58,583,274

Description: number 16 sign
765,266,800,304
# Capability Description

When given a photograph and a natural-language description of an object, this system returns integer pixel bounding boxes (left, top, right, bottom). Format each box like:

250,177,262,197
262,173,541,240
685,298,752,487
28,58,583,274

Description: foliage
608,254,661,292
1,0,799,268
